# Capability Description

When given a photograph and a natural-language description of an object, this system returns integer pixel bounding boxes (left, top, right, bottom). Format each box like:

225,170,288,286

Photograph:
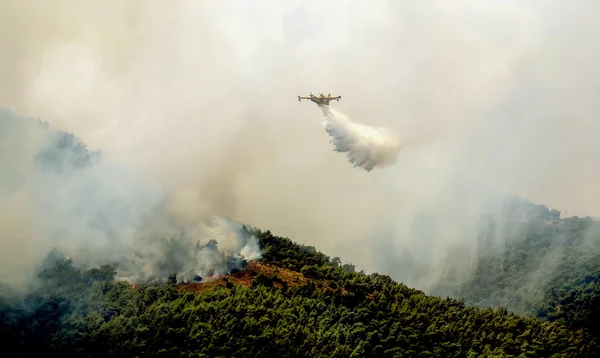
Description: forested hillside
1,108,100,200
1,230,599,357
428,201,600,337
2,110,600,356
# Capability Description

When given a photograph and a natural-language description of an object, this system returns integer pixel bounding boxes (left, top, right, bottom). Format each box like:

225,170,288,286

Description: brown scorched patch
179,261,346,295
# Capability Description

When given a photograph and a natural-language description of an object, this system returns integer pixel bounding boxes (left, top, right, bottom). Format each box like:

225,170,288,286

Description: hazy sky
1,0,599,287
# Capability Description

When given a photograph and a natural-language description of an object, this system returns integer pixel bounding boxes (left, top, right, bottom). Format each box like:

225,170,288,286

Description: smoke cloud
0,110,261,289
319,105,402,172
1,0,599,294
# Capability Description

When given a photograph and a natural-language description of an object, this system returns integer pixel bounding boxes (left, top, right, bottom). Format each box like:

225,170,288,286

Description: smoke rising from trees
1,0,599,293
0,110,261,289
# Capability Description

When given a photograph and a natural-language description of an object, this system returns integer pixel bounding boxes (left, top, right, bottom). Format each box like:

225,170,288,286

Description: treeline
3,109,600,356
1,109,100,177
1,230,598,357
428,199,600,338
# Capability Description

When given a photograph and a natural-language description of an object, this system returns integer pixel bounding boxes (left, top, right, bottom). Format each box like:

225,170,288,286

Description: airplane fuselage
310,97,333,106
298,93,341,106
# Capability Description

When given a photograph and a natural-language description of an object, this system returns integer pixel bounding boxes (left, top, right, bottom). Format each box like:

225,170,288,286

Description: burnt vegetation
2,111,600,356
2,228,600,357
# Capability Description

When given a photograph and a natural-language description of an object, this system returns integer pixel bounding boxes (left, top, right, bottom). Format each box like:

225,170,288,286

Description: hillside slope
428,202,600,336
1,230,599,357
2,109,599,356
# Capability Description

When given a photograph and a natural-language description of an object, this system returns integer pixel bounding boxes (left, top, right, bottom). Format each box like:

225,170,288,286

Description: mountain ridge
2,228,599,357
2,109,600,356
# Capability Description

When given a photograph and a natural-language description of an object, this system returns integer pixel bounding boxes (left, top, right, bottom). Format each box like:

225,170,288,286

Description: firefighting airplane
297,92,341,106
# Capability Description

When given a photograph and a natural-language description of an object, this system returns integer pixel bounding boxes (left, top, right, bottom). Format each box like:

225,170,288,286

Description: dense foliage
1,230,599,357
429,201,600,338
2,109,600,356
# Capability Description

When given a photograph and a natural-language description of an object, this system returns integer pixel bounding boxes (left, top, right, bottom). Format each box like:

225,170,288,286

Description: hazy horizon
1,0,599,292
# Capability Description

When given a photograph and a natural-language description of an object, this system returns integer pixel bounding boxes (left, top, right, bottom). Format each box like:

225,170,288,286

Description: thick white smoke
0,110,261,288
320,105,403,172
1,0,600,295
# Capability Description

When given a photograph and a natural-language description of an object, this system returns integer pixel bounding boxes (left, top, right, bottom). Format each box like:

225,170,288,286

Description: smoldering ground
1,0,600,294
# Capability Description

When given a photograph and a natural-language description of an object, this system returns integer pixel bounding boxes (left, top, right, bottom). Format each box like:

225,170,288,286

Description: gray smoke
1,0,599,296
0,110,261,288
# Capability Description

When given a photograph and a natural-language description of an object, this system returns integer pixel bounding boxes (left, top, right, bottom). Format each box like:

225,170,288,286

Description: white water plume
2,0,600,295
320,105,403,172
